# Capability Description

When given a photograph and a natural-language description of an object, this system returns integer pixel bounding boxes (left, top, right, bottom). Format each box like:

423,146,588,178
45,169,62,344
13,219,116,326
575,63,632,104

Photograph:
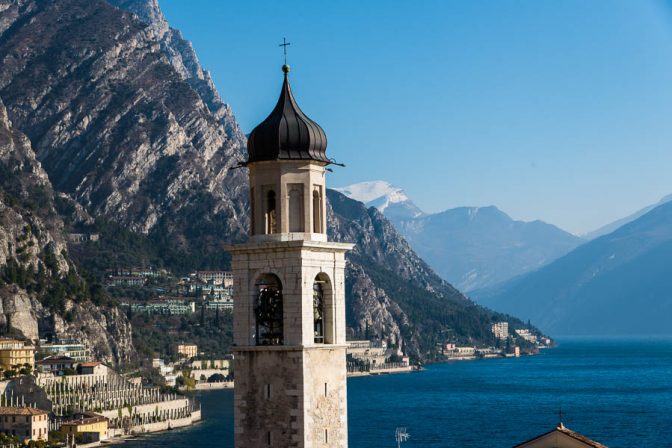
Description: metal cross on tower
279,37,291,65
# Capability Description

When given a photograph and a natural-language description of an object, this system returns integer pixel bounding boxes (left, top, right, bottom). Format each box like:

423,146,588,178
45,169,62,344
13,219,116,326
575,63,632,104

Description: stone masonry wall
234,349,304,448
303,347,348,448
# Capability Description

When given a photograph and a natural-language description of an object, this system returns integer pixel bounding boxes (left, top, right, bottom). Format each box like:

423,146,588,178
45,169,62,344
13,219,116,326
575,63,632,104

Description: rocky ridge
0,0,248,254
106,0,243,138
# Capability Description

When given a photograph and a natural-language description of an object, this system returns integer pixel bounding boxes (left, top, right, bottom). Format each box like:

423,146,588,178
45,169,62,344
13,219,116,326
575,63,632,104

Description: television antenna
395,427,410,448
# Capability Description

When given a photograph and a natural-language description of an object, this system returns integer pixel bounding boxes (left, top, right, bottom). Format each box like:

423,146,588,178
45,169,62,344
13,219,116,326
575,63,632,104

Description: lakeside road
120,338,672,447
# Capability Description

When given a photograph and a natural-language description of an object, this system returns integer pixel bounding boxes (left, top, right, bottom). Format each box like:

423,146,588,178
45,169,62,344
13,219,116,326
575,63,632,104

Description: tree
179,369,196,390
207,373,226,383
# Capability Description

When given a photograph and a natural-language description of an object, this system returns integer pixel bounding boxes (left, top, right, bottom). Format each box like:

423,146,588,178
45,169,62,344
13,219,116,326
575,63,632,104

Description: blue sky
161,0,672,235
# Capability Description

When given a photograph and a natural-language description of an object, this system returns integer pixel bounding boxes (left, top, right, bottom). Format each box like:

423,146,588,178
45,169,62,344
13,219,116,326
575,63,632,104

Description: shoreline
91,412,202,447
433,349,547,365
347,365,417,377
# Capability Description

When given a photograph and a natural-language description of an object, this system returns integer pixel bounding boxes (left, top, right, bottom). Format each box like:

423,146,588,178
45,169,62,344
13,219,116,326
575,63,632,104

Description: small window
250,187,256,236
266,190,277,234
267,431,272,446
325,429,329,443
312,188,323,233
288,184,305,232
313,281,324,343
324,383,328,397
265,384,272,400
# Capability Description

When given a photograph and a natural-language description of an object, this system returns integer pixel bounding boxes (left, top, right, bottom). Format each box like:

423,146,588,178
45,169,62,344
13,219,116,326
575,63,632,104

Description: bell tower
229,63,353,448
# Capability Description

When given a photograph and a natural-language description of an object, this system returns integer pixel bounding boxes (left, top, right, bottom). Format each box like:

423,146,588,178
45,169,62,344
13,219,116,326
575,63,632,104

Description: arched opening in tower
313,273,333,344
313,280,325,343
255,273,283,345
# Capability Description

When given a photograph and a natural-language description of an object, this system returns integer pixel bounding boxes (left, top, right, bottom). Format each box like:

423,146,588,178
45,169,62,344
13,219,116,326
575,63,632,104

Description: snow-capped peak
335,180,407,204
334,181,425,219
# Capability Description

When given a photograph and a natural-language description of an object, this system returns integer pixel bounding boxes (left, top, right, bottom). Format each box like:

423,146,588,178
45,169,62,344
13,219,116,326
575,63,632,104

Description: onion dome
246,65,329,164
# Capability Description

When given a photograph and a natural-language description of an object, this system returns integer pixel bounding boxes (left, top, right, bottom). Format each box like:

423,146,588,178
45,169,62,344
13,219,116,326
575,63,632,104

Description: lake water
124,338,672,447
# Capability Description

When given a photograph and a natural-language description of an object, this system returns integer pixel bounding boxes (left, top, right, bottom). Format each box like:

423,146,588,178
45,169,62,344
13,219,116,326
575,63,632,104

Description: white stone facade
492,321,509,340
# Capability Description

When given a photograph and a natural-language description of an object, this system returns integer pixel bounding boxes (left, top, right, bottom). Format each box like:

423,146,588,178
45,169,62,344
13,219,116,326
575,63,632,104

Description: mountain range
474,199,672,335
335,181,425,221
582,194,672,240
0,0,545,361
337,181,583,292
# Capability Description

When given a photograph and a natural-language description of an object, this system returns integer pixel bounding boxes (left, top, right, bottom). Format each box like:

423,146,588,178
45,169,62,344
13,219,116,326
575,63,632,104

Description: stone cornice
233,344,349,353
226,238,354,254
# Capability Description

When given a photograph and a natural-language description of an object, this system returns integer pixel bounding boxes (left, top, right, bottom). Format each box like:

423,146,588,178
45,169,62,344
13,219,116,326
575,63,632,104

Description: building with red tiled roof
0,406,49,442
78,362,108,376
514,423,608,448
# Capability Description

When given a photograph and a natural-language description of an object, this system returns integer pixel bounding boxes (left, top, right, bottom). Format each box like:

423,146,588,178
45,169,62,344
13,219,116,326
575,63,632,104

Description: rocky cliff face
0,0,248,257
0,97,68,274
0,285,134,364
0,96,134,364
106,0,243,137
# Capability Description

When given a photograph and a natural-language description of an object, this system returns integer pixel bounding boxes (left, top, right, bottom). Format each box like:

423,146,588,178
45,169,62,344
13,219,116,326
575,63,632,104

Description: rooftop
79,362,102,368
37,355,76,363
0,407,48,416
62,412,107,426
514,424,608,448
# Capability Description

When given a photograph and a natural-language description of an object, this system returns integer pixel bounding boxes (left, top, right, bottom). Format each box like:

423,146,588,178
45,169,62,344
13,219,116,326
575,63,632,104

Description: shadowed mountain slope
475,201,672,335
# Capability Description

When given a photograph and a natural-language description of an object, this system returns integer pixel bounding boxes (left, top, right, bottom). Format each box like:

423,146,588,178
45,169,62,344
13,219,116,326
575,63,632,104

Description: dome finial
246,52,328,164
